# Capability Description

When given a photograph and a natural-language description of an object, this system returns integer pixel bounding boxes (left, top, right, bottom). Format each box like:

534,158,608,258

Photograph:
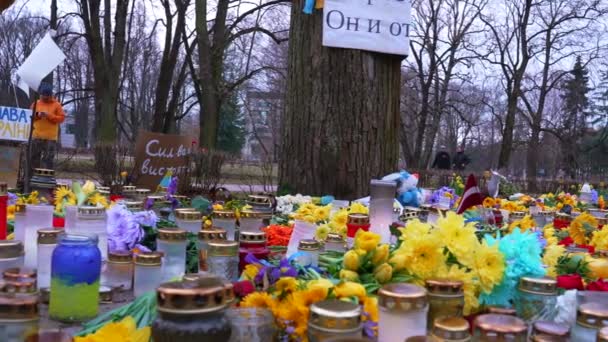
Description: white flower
554,290,578,327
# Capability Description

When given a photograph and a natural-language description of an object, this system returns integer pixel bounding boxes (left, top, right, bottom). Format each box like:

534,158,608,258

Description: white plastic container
369,180,396,244
212,210,237,240
0,240,24,277
24,204,54,269
36,229,60,289
104,251,133,290
13,204,26,242
156,228,187,282
175,211,202,234
133,253,162,297
378,283,428,342
75,206,108,260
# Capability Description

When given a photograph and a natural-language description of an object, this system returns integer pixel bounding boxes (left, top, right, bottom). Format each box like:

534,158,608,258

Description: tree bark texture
279,1,401,199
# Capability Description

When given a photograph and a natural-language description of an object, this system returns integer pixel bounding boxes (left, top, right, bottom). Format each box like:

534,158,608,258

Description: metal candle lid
401,207,421,221
518,277,557,295
0,278,37,294
134,252,162,266
3,267,36,281
246,194,273,207
577,303,608,329
425,279,464,297
198,229,227,241
298,239,320,251
239,231,267,244
326,233,345,244
0,294,39,320
37,228,62,245
108,251,133,263
309,300,361,332
33,168,55,177
532,321,570,340
122,185,136,192
347,213,369,225
599,327,608,342
0,240,24,259
487,306,516,316
157,228,187,241
125,201,143,211
431,317,471,341
156,278,234,314
77,206,105,218
474,314,527,338
240,209,264,219
135,189,150,196
378,283,427,312
212,210,236,219
175,210,202,221
208,240,239,256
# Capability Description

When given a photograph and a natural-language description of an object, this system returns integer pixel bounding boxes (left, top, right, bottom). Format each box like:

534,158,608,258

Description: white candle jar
24,204,54,269
212,210,237,240
104,251,133,290
133,252,163,297
36,229,60,289
324,233,346,253
197,229,227,272
378,283,428,342
175,211,202,234
125,201,144,212
473,314,527,341
571,303,608,341
286,220,317,258
76,206,108,260
0,294,39,341
369,180,397,244
297,239,320,267
307,300,362,342
0,240,24,276
430,317,471,342
13,204,26,242
207,240,239,282
239,210,265,233
122,186,137,200
134,189,151,203
63,205,78,233
156,228,187,282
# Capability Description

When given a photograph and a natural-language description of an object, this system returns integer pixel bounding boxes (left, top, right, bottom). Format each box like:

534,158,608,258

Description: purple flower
133,210,158,227
7,192,17,205
134,243,151,253
362,317,378,338
592,190,599,204
167,177,178,196
144,197,154,210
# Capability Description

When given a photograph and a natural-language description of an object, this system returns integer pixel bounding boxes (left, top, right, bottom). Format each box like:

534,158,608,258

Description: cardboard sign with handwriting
133,131,192,190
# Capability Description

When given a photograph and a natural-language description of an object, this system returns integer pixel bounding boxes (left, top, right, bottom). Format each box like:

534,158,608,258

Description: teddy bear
382,170,423,207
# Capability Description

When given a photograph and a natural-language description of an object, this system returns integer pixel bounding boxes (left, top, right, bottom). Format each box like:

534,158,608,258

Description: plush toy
382,171,423,207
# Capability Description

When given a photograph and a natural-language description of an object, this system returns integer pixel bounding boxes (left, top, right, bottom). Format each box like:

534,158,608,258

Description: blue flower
592,190,599,204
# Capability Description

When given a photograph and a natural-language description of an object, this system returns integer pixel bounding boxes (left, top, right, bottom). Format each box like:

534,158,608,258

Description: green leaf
192,196,211,215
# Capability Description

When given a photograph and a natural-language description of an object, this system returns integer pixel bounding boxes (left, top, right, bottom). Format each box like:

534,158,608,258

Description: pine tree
216,92,245,155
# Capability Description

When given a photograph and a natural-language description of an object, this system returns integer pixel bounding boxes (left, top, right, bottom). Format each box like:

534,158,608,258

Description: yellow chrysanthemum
590,227,608,251
54,186,75,205
330,209,348,230
315,224,331,241
569,213,598,245
73,316,150,342
483,197,496,208
398,219,431,242
313,205,332,222
89,193,109,208
294,287,328,307
241,292,277,310
436,264,479,315
472,241,505,294
509,215,535,232
543,244,566,278
354,231,381,252
349,202,368,215
396,231,445,279
275,277,298,293
436,212,478,267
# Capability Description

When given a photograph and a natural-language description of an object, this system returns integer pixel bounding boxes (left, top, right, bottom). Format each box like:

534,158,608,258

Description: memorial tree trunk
279,0,401,199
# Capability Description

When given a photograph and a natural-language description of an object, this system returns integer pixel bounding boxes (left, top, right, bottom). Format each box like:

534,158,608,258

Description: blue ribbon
303,0,315,14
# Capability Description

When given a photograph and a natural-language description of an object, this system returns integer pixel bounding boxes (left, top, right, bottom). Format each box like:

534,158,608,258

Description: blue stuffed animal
382,171,423,207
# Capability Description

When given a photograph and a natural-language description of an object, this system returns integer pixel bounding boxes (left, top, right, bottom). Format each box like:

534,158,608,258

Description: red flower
587,279,608,292
558,236,574,247
233,280,255,298
557,274,585,290
554,219,570,229
576,244,595,254
110,195,123,202
52,216,65,228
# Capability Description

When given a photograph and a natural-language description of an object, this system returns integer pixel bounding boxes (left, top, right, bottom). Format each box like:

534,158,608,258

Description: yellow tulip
389,253,409,271
334,282,366,301
373,263,393,284
355,231,381,252
339,269,360,282
308,278,335,292
372,244,390,265
343,250,361,271
82,180,96,195
588,258,608,279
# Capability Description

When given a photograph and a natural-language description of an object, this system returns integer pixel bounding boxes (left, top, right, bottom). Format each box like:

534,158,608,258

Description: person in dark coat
432,145,451,170
453,147,471,171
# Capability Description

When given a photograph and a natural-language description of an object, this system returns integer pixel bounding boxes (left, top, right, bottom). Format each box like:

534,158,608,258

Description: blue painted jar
49,234,102,322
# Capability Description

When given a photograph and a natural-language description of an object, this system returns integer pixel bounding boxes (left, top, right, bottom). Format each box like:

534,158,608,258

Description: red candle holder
0,182,7,240
238,231,269,273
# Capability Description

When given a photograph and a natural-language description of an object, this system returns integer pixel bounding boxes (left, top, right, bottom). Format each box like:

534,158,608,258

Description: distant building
241,91,283,162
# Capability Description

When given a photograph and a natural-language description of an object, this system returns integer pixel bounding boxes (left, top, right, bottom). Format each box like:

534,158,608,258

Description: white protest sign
323,0,412,56
0,106,32,142
16,32,66,91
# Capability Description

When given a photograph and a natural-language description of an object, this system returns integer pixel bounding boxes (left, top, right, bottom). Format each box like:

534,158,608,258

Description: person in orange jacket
30,82,65,169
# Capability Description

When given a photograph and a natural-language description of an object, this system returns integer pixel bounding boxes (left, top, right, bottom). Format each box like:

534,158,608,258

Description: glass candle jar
36,229,60,289
152,278,234,341
3,267,36,281
571,303,608,341
24,205,54,269
208,240,239,282
287,220,317,257
13,204,26,242
308,300,362,342
104,251,133,290
473,314,527,342
227,308,275,342
0,278,37,295
49,233,101,322
0,241,24,277
378,283,428,342
176,210,203,234
198,229,227,272
514,277,557,326
63,205,77,233
509,211,526,224
211,210,236,240
134,188,151,202
324,233,346,253
297,239,321,267
369,180,396,244
76,206,108,261
530,321,570,342
134,252,163,297
346,214,370,249
122,185,137,200
0,294,39,342
425,279,464,331
430,317,471,342
599,327,608,342
239,231,269,273
239,210,265,233
157,228,188,282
